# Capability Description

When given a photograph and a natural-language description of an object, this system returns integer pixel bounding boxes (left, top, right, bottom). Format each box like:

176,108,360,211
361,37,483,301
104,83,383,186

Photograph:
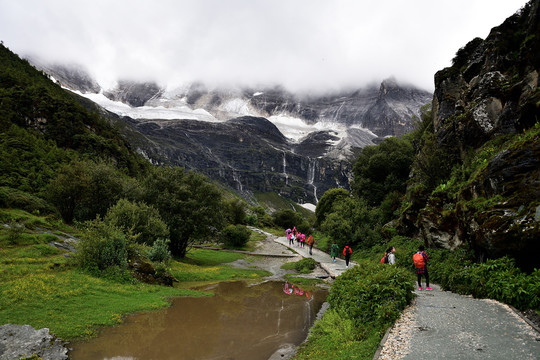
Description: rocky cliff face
407,0,540,270
124,115,351,204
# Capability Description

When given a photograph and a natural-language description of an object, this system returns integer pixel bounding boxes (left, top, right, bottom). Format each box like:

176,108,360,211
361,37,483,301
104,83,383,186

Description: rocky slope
402,0,540,271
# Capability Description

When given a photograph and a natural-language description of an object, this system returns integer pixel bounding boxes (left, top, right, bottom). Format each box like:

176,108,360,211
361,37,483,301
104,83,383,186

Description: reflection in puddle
69,281,327,360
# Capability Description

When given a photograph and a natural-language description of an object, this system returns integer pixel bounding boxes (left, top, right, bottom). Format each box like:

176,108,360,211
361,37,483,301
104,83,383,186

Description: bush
430,253,540,310
220,224,251,249
147,238,171,263
75,219,128,272
294,258,318,273
105,199,169,246
328,261,415,328
6,220,24,245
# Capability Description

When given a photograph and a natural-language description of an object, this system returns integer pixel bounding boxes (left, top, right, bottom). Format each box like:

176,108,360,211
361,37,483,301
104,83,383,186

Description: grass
170,248,270,284
0,210,273,340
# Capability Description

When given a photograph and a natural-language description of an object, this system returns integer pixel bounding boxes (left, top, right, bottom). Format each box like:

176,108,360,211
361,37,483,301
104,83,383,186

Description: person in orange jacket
343,244,352,268
307,235,315,255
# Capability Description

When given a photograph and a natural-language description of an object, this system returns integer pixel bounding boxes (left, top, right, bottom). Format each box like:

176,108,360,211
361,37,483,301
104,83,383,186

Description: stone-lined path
272,236,356,278
376,284,540,360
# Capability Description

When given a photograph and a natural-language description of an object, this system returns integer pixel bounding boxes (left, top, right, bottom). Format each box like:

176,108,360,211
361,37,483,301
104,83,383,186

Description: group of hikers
286,227,315,255
285,227,432,290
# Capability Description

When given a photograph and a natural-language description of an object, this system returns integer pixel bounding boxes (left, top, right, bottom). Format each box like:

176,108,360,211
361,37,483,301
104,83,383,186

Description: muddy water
69,281,327,360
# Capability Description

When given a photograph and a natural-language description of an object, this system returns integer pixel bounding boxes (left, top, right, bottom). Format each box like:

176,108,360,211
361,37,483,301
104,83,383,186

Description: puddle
69,281,327,360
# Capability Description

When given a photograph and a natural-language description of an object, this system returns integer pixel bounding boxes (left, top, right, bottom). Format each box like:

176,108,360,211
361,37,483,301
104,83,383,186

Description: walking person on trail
343,244,352,268
307,234,315,255
330,241,339,262
289,232,295,246
413,245,432,290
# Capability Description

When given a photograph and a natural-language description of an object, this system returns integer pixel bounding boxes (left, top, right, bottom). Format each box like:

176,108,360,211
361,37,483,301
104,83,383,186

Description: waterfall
282,152,289,185
232,171,243,192
307,158,318,203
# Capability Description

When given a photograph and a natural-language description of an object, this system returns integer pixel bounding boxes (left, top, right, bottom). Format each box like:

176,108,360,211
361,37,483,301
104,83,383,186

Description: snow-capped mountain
32,60,432,205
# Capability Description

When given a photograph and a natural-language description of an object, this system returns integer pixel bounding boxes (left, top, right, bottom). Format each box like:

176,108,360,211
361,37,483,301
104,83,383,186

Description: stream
69,281,328,360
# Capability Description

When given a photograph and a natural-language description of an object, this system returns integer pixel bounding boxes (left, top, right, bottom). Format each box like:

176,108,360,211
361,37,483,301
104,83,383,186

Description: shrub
75,219,128,272
147,238,171,263
6,220,24,244
220,224,251,249
104,199,169,246
328,261,415,328
294,258,318,273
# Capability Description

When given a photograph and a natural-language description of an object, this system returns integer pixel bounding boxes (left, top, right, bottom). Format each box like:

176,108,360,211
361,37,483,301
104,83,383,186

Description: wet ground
69,231,330,360
69,281,327,360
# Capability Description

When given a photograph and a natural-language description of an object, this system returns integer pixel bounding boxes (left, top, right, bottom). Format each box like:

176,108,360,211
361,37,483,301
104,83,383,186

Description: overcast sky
0,0,528,93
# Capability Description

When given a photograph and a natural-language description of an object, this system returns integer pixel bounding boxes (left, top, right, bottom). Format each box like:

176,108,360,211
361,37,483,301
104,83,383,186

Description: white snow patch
298,203,316,212
75,91,218,121
221,98,251,115
253,92,264,96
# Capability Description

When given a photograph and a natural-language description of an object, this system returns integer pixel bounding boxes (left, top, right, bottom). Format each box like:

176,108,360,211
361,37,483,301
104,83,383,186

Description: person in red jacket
343,244,352,268
307,235,315,255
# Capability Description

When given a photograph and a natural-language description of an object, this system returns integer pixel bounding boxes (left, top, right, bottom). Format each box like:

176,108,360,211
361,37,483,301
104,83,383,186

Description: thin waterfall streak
283,152,289,185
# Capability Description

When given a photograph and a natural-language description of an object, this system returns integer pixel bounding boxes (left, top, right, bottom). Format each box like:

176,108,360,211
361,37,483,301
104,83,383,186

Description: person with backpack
381,246,395,265
330,241,339,262
343,244,352,268
307,234,315,255
413,245,431,290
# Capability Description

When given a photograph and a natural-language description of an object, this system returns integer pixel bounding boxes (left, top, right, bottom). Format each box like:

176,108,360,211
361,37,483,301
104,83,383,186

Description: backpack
345,247,351,256
413,253,425,269
381,254,388,264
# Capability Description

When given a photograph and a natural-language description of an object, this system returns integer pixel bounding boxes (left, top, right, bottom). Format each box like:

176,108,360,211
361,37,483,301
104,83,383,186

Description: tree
272,208,304,230
141,166,225,257
46,159,132,223
351,137,414,206
104,198,169,246
315,188,350,227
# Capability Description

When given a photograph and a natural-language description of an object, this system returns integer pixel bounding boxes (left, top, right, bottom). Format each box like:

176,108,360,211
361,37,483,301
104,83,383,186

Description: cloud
0,0,529,92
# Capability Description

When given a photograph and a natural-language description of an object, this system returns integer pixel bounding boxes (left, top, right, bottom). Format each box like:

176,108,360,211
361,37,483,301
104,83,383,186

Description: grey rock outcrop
409,0,540,270
0,324,68,360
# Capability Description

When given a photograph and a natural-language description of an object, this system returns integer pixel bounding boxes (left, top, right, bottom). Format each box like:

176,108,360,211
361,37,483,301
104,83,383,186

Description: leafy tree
141,166,225,258
272,208,304,230
321,197,384,249
351,137,414,206
104,198,169,246
46,160,92,223
46,159,132,223
315,188,350,227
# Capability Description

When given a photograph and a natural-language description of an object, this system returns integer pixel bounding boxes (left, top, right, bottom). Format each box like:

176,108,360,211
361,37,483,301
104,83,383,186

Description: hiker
288,232,294,246
413,245,432,290
296,232,301,247
307,234,314,255
330,241,339,262
343,244,352,268
286,228,291,237
301,233,306,248
385,246,396,265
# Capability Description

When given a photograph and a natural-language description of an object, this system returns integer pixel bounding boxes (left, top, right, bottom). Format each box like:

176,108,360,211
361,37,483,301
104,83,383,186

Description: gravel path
377,284,540,360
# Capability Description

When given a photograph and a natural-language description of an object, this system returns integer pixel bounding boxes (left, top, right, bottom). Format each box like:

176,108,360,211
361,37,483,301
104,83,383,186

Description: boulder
0,324,68,360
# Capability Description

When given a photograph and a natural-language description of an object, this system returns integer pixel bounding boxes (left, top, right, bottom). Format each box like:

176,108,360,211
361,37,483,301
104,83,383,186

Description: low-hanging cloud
0,0,528,92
